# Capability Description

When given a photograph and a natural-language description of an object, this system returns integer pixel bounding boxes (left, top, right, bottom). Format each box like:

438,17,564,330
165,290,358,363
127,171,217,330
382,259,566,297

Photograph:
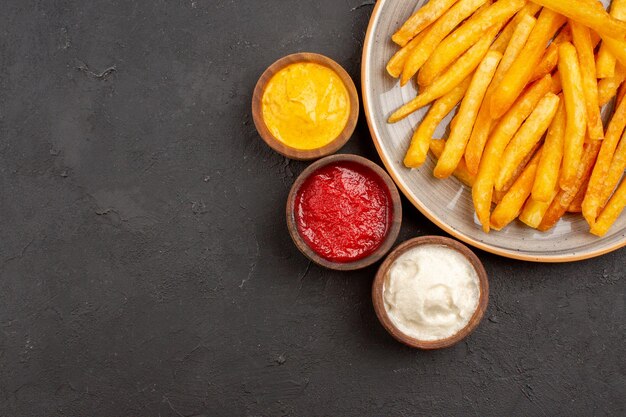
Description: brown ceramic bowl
372,236,489,349
286,154,402,270
252,52,359,160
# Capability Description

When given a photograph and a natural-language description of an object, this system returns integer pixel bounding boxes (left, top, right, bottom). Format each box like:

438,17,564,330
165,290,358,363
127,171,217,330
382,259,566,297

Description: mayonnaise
383,244,480,341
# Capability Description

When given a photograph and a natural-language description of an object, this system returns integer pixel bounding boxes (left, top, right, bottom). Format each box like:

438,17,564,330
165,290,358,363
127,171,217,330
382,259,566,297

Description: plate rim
360,0,626,262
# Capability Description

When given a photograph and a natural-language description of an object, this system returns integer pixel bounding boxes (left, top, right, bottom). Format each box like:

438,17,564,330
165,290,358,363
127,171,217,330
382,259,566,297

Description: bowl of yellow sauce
252,53,359,160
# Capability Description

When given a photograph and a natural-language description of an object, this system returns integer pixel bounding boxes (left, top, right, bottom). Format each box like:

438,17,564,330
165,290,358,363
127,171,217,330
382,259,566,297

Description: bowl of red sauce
287,154,402,270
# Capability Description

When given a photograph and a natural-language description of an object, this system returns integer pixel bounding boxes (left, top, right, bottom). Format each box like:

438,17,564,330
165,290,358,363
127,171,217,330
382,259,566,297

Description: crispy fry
599,36,626,72
388,25,500,123
404,78,471,168
570,20,604,141
595,123,626,218
520,186,558,228
618,82,626,106
595,0,626,78
490,2,543,53
417,0,525,87
400,0,489,85
434,51,502,178
465,14,536,175
392,0,460,47
531,0,626,40
472,75,554,232
590,177,626,236
386,30,429,78
430,139,476,186
528,26,571,83
598,63,626,107
491,148,543,230
558,42,588,192
532,99,566,202
567,177,589,212
538,140,601,231
582,97,626,224
489,8,565,119
496,93,560,191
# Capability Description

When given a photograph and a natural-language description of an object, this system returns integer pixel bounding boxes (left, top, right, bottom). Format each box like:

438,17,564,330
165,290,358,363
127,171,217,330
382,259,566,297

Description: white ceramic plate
361,0,626,262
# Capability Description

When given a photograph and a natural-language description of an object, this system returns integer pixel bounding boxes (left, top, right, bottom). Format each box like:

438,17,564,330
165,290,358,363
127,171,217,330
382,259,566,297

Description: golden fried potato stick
570,20,604,141
595,0,626,78
590,178,626,236
388,25,500,123
434,51,502,178
400,0,489,86
558,42,588,192
489,8,565,119
386,30,429,78
528,26,571,83
417,0,525,87
392,0,461,47
491,147,543,230
496,93,560,191
567,177,589,212
531,0,626,40
598,63,626,107
465,13,537,175
430,139,477,187
490,2,543,54
532,98,566,202
519,186,558,228
593,124,626,220
582,97,626,225
472,75,554,232
599,37,626,74
404,78,471,168
618,82,626,106
538,140,601,231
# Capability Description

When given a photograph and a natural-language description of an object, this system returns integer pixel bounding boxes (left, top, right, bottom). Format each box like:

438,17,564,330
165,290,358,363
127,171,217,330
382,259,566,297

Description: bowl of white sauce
372,236,489,349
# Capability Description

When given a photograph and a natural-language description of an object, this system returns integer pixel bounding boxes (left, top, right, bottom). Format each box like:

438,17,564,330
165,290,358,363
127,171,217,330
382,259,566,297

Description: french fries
531,0,626,40
489,8,565,119
491,147,542,230
465,13,537,175
404,78,471,168
490,2,543,53
520,186,558,228
595,0,626,78
386,0,626,236
388,24,500,123
582,97,626,225
567,177,589,213
595,128,626,218
430,139,476,186
529,26,571,83
386,30,429,78
400,0,489,86
590,178,626,236
417,0,525,87
495,93,560,191
538,140,601,231
570,20,604,141
392,0,460,47
558,42,587,192
532,99,566,202
473,75,554,232
434,51,501,178
598,63,626,106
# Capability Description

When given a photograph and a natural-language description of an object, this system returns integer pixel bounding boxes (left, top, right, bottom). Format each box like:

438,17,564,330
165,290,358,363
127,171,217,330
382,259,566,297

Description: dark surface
0,0,624,416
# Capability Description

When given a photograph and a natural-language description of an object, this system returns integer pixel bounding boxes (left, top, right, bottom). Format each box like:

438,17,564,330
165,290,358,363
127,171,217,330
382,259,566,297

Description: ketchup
295,162,392,263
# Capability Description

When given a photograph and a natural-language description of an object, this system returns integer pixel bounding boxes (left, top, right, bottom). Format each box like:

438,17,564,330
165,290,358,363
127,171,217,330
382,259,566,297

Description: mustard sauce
261,62,350,150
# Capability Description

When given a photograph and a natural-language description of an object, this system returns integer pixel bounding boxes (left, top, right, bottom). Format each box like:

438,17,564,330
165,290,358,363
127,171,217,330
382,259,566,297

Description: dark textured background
0,0,624,416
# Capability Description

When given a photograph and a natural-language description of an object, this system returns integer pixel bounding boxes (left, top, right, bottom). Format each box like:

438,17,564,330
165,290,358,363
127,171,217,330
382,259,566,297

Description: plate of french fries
362,0,626,261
